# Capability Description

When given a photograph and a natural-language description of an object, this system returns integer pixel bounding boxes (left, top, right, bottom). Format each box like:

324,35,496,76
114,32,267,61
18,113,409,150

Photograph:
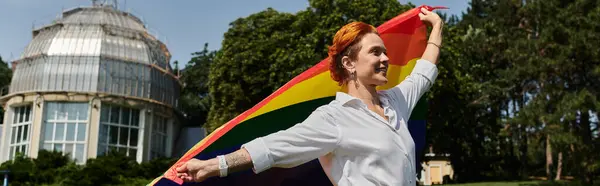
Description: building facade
0,4,181,163
419,152,454,185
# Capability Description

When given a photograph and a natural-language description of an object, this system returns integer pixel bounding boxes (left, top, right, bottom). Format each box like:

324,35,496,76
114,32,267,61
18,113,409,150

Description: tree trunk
520,129,528,178
554,151,562,180
546,134,553,180
510,98,520,177
570,144,575,153
519,96,528,178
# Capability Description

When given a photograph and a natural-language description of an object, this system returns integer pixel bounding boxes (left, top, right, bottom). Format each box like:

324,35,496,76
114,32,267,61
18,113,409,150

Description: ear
341,56,355,73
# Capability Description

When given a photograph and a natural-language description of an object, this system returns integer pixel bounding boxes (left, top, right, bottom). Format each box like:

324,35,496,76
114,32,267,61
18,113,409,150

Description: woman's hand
175,148,254,182
418,7,444,64
176,158,219,182
418,7,443,27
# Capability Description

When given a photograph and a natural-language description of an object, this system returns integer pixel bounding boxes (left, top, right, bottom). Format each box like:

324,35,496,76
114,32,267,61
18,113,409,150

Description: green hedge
0,150,176,186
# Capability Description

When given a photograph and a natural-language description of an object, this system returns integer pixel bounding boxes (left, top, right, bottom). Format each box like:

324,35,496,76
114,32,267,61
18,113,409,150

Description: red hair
328,22,378,85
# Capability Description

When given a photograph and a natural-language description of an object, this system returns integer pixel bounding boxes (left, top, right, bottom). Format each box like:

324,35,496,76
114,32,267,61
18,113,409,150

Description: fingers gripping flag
150,5,446,186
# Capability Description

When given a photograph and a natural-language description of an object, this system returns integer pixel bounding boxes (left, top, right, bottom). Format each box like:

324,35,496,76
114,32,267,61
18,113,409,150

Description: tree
206,0,413,132
180,43,216,127
496,0,600,183
0,56,11,125
0,56,10,89
527,0,600,182
427,0,600,183
206,8,307,132
424,0,534,181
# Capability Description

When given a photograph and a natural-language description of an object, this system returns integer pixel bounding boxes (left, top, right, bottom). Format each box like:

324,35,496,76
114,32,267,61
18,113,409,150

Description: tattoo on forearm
224,149,253,173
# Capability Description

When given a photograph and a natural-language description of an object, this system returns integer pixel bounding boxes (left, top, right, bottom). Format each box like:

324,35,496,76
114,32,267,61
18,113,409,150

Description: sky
0,0,469,67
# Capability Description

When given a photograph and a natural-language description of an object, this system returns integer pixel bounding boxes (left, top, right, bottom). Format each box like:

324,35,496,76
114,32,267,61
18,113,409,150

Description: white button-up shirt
242,59,438,186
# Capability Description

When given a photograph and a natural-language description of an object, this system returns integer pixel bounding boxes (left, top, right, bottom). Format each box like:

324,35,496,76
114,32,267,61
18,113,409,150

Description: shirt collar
335,91,391,107
335,92,360,106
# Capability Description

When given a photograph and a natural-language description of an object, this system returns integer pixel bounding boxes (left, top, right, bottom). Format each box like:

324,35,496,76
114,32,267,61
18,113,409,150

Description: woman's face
343,33,389,87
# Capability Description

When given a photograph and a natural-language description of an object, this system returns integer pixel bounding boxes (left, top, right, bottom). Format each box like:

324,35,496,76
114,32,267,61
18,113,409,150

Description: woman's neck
346,81,380,106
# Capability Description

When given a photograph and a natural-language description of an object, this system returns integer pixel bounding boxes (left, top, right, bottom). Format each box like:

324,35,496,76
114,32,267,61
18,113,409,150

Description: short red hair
328,22,378,85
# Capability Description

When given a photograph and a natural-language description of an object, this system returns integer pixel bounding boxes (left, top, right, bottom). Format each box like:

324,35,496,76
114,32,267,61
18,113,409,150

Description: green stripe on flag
204,95,427,153
205,97,335,152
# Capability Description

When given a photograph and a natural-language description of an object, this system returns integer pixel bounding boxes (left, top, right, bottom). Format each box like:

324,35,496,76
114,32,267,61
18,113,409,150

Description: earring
352,71,359,89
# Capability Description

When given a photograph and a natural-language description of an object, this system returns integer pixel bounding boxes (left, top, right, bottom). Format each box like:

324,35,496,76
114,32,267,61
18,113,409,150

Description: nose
381,53,389,65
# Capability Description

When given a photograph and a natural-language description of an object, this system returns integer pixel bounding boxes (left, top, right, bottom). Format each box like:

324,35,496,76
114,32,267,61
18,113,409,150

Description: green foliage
180,43,217,127
443,180,600,186
34,150,72,184
0,56,11,123
0,150,175,186
0,56,11,89
76,151,142,185
0,153,36,186
424,0,600,183
138,156,178,179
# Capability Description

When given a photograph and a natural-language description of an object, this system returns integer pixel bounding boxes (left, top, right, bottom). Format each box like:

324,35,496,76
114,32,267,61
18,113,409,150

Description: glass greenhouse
0,3,181,163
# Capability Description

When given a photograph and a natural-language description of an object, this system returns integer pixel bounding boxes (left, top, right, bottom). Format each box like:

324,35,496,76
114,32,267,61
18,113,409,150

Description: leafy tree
424,0,530,181
0,56,11,90
514,0,600,182
426,0,600,183
180,43,217,127
206,8,305,132
0,56,11,124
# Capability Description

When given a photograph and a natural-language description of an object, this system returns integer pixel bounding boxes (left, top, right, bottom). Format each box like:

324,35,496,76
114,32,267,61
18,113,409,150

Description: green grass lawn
441,180,597,186
442,181,540,186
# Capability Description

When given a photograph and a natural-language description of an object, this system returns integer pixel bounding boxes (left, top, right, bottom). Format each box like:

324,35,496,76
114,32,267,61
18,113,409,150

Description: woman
176,8,443,185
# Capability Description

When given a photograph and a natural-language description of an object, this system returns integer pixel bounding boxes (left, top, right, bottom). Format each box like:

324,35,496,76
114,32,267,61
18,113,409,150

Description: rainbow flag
150,5,444,186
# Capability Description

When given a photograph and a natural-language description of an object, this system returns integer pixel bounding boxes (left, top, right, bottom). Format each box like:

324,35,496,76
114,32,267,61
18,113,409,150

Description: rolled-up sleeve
241,107,341,174
387,59,438,118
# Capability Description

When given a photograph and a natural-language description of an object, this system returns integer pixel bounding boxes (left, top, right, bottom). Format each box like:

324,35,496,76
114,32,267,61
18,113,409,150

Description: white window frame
150,114,168,159
98,103,140,158
41,102,89,164
8,104,33,160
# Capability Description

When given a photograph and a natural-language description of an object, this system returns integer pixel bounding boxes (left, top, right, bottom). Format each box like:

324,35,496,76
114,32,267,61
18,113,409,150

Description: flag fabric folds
150,5,444,186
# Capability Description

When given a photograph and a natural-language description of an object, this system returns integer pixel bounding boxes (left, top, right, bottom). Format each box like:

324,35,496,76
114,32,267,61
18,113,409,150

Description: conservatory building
0,4,181,163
